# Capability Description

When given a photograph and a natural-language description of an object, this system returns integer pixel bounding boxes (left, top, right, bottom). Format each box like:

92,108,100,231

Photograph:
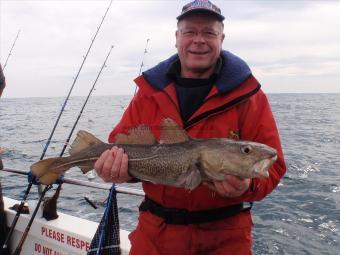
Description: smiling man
175,12,224,78
94,0,286,254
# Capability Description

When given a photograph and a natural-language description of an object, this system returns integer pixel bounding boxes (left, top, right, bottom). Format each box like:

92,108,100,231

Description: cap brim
177,9,225,21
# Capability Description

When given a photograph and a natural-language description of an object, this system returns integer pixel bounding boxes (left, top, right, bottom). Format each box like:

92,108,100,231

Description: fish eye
241,145,252,154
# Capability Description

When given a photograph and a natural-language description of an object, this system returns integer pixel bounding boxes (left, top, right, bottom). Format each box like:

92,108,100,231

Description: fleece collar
142,50,251,94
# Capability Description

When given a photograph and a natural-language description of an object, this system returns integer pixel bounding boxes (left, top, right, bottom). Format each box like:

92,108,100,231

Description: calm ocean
0,94,339,254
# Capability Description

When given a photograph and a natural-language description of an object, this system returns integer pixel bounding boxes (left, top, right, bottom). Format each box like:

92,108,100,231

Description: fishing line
3,29,21,71
2,1,113,252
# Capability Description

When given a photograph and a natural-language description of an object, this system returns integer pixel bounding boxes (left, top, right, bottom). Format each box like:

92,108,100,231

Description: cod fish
31,119,277,190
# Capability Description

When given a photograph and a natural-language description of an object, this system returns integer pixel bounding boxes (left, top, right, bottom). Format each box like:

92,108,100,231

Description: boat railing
1,168,145,197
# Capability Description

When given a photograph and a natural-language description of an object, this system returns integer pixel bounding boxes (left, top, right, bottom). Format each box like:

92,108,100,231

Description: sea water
0,94,339,254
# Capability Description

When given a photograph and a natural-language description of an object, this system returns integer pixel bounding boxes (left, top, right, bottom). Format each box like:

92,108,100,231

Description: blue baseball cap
177,0,225,21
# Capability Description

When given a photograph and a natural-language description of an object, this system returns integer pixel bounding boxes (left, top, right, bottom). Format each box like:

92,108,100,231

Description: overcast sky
1,0,340,98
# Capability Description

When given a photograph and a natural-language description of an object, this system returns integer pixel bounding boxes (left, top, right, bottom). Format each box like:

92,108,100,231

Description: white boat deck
3,197,131,254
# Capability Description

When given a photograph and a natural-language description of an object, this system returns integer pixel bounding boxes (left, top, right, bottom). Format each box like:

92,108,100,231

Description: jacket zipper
184,84,261,129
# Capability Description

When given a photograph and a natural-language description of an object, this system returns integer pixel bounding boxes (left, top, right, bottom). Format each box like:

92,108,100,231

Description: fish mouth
202,155,277,181
251,155,277,178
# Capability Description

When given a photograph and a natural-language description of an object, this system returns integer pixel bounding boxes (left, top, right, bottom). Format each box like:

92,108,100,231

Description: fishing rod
1,168,144,196
40,0,113,162
60,45,114,157
133,38,150,95
2,1,113,252
44,44,114,210
37,44,114,214
3,29,21,71
12,45,115,255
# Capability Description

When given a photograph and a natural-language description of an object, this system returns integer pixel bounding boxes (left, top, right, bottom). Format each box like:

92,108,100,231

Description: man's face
176,14,225,78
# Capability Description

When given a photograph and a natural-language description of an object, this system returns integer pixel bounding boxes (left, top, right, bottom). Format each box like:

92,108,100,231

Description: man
95,1,286,254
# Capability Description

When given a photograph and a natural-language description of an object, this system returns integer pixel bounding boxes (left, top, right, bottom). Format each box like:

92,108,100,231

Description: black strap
139,196,252,225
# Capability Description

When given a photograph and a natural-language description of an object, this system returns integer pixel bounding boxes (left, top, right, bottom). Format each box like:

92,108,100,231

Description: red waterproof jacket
109,51,286,255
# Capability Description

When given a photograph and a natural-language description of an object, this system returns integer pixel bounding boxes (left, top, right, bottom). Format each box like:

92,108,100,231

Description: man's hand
94,147,132,183
203,175,250,198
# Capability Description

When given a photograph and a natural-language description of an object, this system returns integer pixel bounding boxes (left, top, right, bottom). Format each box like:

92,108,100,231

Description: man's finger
94,149,111,175
101,148,116,177
225,175,250,192
118,153,130,182
214,181,229,196
111,147,124,179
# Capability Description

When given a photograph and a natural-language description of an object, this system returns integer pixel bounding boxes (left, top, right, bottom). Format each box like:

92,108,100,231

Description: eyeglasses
179,28,221,39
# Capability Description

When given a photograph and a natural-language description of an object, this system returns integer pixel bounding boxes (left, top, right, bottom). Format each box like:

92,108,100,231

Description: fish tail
30,157,71,185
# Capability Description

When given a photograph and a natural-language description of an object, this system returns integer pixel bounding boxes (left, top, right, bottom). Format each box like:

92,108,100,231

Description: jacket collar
134,51,258,128
140,50,252,94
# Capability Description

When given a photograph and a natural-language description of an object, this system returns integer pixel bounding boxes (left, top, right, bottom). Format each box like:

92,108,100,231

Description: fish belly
127,146,199,188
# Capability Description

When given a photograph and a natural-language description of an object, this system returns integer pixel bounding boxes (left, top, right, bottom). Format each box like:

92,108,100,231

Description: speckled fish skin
31,132,277,190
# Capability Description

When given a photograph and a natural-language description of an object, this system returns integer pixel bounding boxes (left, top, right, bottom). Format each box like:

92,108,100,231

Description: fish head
199,139,277,180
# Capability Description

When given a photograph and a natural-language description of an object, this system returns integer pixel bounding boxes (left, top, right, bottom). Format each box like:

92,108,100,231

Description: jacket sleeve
236,89,286,202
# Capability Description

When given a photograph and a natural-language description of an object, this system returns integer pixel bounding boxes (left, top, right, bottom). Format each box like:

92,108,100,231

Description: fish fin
39,172,61,186
160,118,190,144
115,125,156,145
185,167,202,190
31,158,59,177
69,130,105,156
30,157,69,185
178,161,202,190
